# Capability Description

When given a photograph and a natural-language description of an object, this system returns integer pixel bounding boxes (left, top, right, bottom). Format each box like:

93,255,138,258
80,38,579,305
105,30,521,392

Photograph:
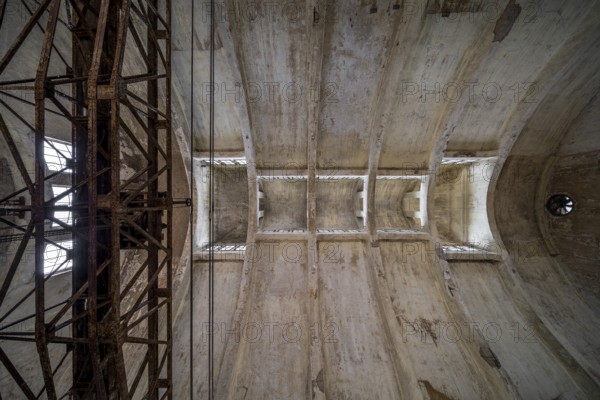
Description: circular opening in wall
546,194,574,216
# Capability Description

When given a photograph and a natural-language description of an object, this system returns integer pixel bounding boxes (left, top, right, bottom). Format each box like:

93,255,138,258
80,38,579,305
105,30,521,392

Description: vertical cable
189,0,195,398
209,0,215,398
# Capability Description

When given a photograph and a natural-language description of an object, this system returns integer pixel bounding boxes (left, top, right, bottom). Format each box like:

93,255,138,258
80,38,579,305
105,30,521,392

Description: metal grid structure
0,0,173,398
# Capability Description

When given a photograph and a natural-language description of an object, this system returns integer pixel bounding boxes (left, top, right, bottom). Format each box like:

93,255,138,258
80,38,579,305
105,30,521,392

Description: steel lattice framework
0,0,173,398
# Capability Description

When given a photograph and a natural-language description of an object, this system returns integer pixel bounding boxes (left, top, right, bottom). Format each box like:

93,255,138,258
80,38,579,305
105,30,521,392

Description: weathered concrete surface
543,94,600,302
225,1,310,169
487,27,600,394
434,165,469,243
546,150,600,301
214,165,249,243
183,0,600,398
171,0,244,153
318,241,401,399
261,180,308,230
317,1,401,169
375,179,421,230
379,241,511,400
316,180,362,229
451,261,589,399
494,158,600,394
224,241,309,399
434,161,496,245
172,260,244,399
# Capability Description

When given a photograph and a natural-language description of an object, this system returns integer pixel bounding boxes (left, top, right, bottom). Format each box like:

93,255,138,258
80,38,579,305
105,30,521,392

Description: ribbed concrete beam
360,11,422,399
306,1,326,398
214,7,259,395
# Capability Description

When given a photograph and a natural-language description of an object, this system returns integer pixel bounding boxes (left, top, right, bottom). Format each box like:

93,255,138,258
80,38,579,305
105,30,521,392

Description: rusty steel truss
0,0,173,398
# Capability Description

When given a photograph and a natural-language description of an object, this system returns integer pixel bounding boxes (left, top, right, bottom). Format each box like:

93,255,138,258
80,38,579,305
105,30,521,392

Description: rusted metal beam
0,114,35,195
0,0,7,28
33,1,62,399
0,220,34,310
108,1,132,397
70,1,93,392
19,0,70,68
0,1,173,397
0,89,77,120
74,0,112,397
0,0,52,75
127,17,152,69
35,349,71,399
0,346,36,399
165,1,173,396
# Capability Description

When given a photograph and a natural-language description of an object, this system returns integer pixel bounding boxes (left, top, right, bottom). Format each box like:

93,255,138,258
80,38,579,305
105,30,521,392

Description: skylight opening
202,243,246,253
44,139,73,172
442,244,480,253
51,185,72,227
442,158,475,165
43,240,73,276
202,158,247,166
546,194,574,216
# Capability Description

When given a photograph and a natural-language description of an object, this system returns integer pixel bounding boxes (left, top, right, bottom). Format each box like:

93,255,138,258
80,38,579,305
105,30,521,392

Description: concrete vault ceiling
183,0,600,398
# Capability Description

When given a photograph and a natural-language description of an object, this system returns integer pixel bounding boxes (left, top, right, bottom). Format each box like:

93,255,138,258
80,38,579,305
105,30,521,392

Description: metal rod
189,0,195,396
209,0,215,398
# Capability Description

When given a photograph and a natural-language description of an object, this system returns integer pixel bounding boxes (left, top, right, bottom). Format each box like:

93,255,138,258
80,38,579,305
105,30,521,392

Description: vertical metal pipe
208,0,215,398
189,0,195,398
109,1,131,397
166,1,174,399
147,0,160,397
84,1,111,398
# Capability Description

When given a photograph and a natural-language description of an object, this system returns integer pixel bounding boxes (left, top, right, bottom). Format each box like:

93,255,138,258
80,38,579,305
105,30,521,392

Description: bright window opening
51,185,72,227
442,245,480,253
202,243,246,252
43,240,72,276
546,194,574,216
44,139,73,172
202,158,247,166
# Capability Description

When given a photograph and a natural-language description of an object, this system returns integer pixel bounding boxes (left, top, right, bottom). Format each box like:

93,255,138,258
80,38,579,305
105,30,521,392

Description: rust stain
493,0,522,42
419,317,439,346
418,380,455,400
310,287,318,299
427,0,483,15
480,344,501,369
316,369,325,393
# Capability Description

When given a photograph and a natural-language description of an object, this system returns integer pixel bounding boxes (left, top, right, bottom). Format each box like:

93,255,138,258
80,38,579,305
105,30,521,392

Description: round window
546,194,574,216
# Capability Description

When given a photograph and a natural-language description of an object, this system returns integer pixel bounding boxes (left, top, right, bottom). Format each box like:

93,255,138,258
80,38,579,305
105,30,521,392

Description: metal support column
0,1,173,398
